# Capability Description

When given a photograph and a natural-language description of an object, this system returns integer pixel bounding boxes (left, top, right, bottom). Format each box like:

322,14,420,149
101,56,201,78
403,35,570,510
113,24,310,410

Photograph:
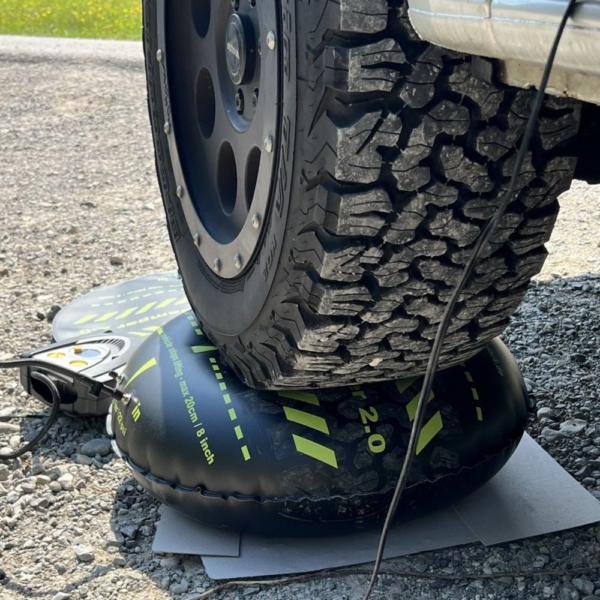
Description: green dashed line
465,371,482,421
241,446,251,461
192,345,217,354
209,356,249,461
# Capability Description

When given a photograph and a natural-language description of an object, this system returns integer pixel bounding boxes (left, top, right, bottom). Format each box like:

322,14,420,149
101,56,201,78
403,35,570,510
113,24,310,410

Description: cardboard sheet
453,433,600,545
152,506,240,557
152,434,600,579
201,507,477,580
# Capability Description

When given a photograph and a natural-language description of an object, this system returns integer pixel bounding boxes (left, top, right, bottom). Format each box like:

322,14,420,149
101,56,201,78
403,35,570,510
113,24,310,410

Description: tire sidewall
144,0,297,337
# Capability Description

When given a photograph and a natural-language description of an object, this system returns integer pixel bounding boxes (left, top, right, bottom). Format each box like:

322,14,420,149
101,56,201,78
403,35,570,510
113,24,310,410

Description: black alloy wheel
160,0,280,279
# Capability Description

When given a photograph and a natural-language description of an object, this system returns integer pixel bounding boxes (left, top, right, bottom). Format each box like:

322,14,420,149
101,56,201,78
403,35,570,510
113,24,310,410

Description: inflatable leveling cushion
107,311,531,537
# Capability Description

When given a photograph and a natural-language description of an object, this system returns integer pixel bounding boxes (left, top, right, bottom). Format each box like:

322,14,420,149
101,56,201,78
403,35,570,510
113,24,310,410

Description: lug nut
235,89,245,115
164,121,171,135
234,254,243,270
213,258,221,273
266,31,276,50
264,135,274,153
176,185,184,198
252,213,261,229
231,0,240,10
193,233,201,246
251,88,259,108
156,49,164,63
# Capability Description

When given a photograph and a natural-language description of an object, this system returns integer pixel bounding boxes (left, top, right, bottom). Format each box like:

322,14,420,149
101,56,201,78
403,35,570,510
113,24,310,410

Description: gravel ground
1,35,600,600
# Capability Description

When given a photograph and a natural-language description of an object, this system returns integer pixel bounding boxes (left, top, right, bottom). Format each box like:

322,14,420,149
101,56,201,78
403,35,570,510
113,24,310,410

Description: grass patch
0,0,142,40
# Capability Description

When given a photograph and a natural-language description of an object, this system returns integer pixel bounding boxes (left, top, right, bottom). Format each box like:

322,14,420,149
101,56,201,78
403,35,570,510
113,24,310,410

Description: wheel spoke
229,173,251,234
212,84,237,147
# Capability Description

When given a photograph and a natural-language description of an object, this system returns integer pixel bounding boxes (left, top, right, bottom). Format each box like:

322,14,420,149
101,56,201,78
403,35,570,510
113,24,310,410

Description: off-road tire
145,0,580,390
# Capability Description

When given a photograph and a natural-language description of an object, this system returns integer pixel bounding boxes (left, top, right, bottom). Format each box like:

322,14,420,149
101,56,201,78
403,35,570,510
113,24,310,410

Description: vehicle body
408,0,600,184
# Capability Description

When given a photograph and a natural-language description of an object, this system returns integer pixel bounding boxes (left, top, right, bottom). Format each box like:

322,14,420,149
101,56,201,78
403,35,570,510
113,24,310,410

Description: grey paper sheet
201,507,477,580
152,507,240,557
453,433,600,545
153,433,600,579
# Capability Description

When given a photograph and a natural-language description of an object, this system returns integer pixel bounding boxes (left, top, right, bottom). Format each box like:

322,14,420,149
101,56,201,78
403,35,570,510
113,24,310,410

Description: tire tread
201,0,580,388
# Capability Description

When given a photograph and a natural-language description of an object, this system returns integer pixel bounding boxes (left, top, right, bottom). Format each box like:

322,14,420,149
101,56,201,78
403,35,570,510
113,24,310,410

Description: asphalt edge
0,35,144,69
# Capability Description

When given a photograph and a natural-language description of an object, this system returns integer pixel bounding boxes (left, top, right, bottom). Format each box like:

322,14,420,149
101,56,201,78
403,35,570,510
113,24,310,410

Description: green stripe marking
395,377,418,396
234,425,244,440
284,407,329,434
228,408,237,421
124,358,158,390
241,445,251,461
406,390,435,421
117,306,138,321
136,302,157,315
223,394,231,404
278,391,320,406
292,435,338,469
155,298,176,310
416,411,443,455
